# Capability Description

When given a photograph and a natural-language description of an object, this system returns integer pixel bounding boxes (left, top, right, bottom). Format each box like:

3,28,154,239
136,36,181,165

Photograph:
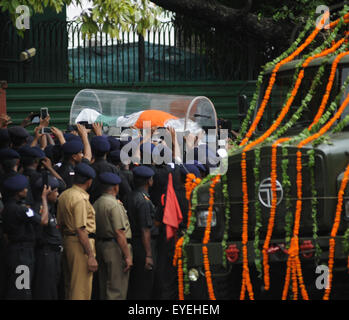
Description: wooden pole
0,80,7,114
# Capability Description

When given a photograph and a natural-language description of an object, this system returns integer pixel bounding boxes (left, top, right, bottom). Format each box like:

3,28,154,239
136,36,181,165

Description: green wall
6,81,257,132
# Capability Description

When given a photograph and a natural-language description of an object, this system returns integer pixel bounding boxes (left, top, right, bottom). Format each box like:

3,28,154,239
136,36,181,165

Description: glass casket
70,89,218,137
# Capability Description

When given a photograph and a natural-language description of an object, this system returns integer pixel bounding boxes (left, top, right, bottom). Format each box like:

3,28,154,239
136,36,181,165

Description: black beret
18,145,45,159
0,128,9,141
0,148,20,160
180,164,201,178
99,172,121,185
74,163,96,179
109,149,121,163
64,133,82,142
3,174,28,192
44,145,54,158
62,141,84,155
107,136,121,151
91,136,110,153
8,126,29,138
140,142,155,154
194,160,207,173
34,175,60,190
132,165,155,178
194,145,218,168
26,136,34,145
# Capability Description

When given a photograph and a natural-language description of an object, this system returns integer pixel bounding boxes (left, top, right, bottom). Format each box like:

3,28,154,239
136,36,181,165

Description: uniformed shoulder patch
25,208,34,217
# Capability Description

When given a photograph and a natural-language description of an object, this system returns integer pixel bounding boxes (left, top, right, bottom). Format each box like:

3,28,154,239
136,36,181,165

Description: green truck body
184,55,349,299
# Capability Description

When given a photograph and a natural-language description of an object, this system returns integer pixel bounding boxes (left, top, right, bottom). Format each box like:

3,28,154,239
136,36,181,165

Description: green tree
151,0,348,80
152,0,347,44
0,0,164,38
2,0,346,42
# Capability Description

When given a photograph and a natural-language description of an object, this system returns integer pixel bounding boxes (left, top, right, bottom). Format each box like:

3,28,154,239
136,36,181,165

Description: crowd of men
0,112,229,300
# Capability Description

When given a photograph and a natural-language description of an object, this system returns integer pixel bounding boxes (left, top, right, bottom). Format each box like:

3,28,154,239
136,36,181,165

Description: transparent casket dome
70,89,217,136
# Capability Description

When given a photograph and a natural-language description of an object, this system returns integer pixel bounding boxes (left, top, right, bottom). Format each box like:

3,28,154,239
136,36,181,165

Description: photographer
32,176,62,300
54,124,92,188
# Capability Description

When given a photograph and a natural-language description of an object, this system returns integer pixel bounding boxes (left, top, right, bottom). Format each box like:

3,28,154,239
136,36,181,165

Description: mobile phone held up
40,107,48,119
42,171,48,188
41,127,52,134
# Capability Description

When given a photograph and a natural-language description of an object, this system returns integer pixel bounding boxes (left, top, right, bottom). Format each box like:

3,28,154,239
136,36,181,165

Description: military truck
184,54,349,300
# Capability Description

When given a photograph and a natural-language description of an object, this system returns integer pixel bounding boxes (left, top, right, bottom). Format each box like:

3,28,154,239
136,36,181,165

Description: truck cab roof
265,53,349,74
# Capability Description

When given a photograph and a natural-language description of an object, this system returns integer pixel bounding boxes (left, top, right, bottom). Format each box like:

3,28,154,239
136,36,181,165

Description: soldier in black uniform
109,149,133,203
107,136,121,152
32,176,63,300
0,148,21,299
193,160,208,179
0,128,10,149
125,165,156,300
0,189,6,299
2,174,50,300
157,164,200,299
56,140,85,189
18,145,46,207
89,135,118,203
0,148,21,204
8,126,30,151
146,144,174,298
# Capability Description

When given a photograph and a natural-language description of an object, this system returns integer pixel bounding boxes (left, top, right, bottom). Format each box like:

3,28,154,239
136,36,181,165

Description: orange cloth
162,173,183,240
134,110,178,129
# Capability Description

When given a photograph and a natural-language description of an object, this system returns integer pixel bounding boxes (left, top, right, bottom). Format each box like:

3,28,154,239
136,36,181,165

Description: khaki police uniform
94,193,132,300
57,185,96,300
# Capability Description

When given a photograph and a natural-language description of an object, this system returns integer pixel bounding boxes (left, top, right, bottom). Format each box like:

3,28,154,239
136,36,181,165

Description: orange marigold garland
202,175,221,300
242,43,349,297
282,92,349,299
235,10,349,300
185,173,202,229
241,43,346,297
309,50,349,131
173,173,201,300
263,137,291,290
242,37,346,154
323,163,349,300
240,11,332,147
173,236,185,300
240,152,255,300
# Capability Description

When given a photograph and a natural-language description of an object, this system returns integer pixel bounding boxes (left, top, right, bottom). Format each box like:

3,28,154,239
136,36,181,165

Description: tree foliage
0,0,164,38
152,0,347,44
